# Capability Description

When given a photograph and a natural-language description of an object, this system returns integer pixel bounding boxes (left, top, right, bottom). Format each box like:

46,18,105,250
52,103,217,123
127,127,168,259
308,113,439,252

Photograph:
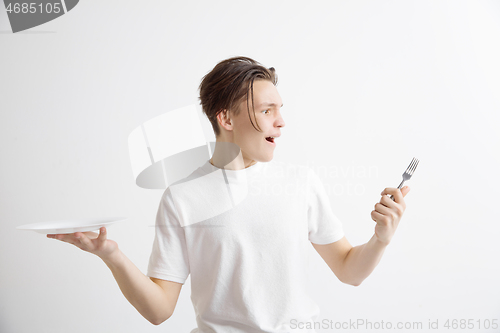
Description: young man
47,56,410,332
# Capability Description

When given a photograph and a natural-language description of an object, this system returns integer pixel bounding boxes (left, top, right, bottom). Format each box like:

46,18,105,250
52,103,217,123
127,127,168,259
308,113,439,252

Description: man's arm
312,186,410,286
312,235,387,286
104,249,183,325
48,227,182,325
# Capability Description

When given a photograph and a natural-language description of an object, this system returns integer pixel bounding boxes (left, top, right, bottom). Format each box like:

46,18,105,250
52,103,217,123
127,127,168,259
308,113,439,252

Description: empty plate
17,217,128,234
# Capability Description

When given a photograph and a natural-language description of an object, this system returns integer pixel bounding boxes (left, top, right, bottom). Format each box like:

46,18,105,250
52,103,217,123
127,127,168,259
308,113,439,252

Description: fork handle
389,180,405,201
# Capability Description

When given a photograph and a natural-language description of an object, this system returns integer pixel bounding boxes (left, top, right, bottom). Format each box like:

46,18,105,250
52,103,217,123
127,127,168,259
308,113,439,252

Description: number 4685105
6,3,61,14
444,319,498,330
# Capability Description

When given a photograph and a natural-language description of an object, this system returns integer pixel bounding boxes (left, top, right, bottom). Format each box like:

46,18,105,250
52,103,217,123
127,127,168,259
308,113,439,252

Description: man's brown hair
198,56,278,137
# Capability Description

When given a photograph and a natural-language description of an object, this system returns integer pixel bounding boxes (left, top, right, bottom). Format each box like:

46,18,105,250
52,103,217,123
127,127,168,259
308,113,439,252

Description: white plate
16,217,128,234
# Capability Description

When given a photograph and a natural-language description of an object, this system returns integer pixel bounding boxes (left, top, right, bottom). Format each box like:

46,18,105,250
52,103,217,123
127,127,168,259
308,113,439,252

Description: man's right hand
46,226,180,324
47,227,118,263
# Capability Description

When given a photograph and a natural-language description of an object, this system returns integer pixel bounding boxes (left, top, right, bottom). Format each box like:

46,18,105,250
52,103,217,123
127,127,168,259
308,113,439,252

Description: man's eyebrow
258,102,284,108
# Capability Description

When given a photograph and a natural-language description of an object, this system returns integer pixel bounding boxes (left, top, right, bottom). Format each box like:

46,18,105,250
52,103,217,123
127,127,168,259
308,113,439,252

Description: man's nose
276,114,285,128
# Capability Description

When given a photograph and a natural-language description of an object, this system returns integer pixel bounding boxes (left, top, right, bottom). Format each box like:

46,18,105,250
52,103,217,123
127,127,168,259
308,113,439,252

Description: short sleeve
306,168,345,244
147,188,190,284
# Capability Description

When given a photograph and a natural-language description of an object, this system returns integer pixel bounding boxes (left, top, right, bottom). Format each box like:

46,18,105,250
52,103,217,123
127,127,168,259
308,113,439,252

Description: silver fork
389,157,419,201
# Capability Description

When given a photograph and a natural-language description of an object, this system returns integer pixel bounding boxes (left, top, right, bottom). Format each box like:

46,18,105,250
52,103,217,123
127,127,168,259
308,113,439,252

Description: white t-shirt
147,159,344,333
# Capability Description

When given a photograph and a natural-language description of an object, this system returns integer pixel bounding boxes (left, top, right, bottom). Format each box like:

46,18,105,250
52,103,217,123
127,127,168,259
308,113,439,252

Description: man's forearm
102,250,173,325
341,234,388,286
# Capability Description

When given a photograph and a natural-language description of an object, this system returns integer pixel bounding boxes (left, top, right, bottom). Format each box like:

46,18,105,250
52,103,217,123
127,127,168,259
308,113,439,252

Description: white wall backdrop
1,1,499,332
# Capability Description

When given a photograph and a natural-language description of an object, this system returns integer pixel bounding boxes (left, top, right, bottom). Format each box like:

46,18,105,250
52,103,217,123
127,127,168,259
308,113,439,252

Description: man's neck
210,143,256,170
210,154,256,170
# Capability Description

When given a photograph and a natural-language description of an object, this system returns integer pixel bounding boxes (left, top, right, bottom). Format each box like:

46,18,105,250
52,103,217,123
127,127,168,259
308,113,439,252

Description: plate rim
16,217,128,231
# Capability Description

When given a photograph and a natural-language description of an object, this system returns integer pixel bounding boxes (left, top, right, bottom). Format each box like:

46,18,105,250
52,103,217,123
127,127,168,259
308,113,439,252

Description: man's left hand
371,186,411,245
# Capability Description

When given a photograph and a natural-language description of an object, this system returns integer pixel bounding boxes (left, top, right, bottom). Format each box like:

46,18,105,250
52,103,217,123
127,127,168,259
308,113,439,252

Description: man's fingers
381,192,405,215
47,233,81,247
380,187,401,201
82,231,99,239
379,194,397,208
381,187,407,204
374,202,393,216
75,232,94,250
97,227,107,247
48,228,107,250
54,233,74,242
401,186,410,197
371,210,389,225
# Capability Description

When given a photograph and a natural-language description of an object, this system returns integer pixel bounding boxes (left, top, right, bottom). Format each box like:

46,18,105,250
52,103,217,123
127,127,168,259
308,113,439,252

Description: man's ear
217,109,233,131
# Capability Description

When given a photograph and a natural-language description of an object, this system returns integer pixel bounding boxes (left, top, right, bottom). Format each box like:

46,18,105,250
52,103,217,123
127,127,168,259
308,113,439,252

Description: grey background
1,1,499,332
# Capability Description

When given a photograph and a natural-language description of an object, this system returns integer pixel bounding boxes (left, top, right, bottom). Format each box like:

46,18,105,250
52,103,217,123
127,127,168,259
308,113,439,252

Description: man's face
230,79,285,164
